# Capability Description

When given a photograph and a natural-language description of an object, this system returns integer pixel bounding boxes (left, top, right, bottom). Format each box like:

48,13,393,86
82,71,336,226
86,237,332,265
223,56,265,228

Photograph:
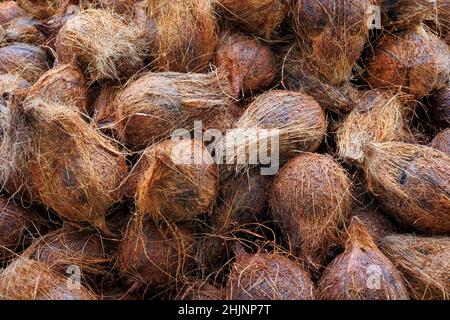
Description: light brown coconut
430,86,449,127
215,31,277,98
1,17,46,46
366,26,449,100
270,153,352,273
176,280,225,300
363,142,450,234
380,234,450,300
55,8,146,81
217,0,287,39
352,207,397,244
0,1,26,26
92,82,119,130
0,43,50,83
0,257,97,300
429,128,450,155
226,245,315,300
115,70,233,150
317,217,409,300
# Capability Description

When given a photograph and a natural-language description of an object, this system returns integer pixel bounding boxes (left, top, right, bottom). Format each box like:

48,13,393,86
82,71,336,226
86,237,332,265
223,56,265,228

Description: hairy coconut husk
433,0,450,44
352,207,397,244
55,8,146,81
366,26,449,99
429,128,450,155
0,257,97,300
133,138,219,223
0,74,30,111
17,0,73,20
176,279,225,300
0,96,128,234
28,64,89,114
270,153,352,274
337,90,410,166
226,245,315,300
0,1,26,26
380,234,450,300
92,82,119,130
0,43,50,83
215,31,277,98
1,17,46,46
430,86,449,127
317,217,409,300
363,142,450,234
217,0,287,39
115,70,233,149
42,4,80,49
83,0,136,14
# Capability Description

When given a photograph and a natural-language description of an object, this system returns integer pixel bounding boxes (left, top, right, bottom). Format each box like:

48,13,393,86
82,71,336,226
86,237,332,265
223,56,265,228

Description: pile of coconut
0,0,449,300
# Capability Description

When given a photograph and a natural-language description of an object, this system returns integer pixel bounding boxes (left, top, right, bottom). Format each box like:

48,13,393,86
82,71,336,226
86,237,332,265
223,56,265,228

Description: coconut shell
215,31,277,98
429,128,450,155
177,280,225,300
55,8,146,81
364,142,450,234
0,257,97,300
92,82,119,130
317,217,409,300
352,207,397,244
1,17,46,46
0,1,26,26
115,70,233,149
430,86,450,127
226,246,315,300
366,26,449,99
270,153,352,273
380,234,450,300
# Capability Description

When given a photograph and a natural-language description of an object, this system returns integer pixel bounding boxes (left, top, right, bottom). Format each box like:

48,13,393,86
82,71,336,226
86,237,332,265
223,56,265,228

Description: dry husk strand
217,0,287,39
0,43,50,84
429,128,450,155
0,96,128,234
226,245,315,300
317,217,409,300
380,234,450,300
115,70,233,150
363,142,450,234
55,8,146,81
176,279,225,300
365,26,449,100
351,207,397,244
0,1,26,26
0,257,97,300
270,152,352,274
215,31,277,98
336,90,410,166
0,17,46,46
430,86,449,127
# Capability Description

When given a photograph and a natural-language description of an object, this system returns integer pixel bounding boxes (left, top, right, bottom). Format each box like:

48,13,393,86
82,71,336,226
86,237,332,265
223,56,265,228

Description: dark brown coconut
217,0,287,39
176,280,225,300
270,153,352,273
0,257,97,300
0,1,26,26
215,31,277,98
429,128,450,155
366,26,449,99
352,207,397,244
55,8,146,81
115,70,233,149
226,246,315,300
430,86,450,127
317,217,409,300
92,83,119,130
364,142,450,234
380,234,450,300
1,17,46,46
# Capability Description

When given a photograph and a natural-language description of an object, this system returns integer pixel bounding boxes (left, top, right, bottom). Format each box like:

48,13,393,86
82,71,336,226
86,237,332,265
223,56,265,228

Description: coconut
226,245,315,300
429,128,450,155
0,74,30,104
336,90,410,166
0,1,26,26
1,17,46,46
430,86,449,127
366,26,449,100
42,4,80,49
363,142,450,234
0,43,50,83
352,207,397,244
176,280,225,300
17,0,73,20
0,257,97,300
317,217,409,300
92,82,119,130
380,234,450,300
115,70,233,150
55,8,146,81
215,31,277,98
87,0,136,14
217,0,287,39
270,152,352,273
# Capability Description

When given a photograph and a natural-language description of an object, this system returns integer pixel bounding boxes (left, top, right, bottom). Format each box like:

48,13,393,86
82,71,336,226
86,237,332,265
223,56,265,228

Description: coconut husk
380,234,450,300
351,207,397,244
176,279,225,300
41,4,80,49
82,0,136,14
1,17,46,46
317,217,409,300
0,74,30,109
92,82,119,130
115,70,234,150
270,152,352,274
0,1,26,26
17,0,74,20
55,8,146,81
430,86,449,127
429,128,450,155
215,31,277,98
0,257,97,300
217,0,287,39
363,142,450,234
366,26,449,100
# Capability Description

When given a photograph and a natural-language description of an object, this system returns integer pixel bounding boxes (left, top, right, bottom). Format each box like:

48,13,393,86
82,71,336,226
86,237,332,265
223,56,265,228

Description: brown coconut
363,142,450,234
317,217,409,300
226,246,315,300
176,280,225,300
115,70,233,149
429,128,450,155
366,26,449,100
352,207,397,244
380,234,450,300
430,86,450,127
0,257,97,300
270,153,352,273
55,8,146,81
17,0,74,20
215,31,277,98
217,0,287,39
1,17,46,46
0,1,26,26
